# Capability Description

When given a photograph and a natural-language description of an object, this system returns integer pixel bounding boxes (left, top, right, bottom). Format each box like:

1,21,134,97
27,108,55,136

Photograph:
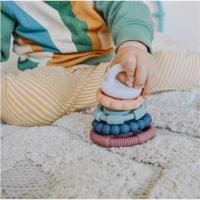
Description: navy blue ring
92,113,152,136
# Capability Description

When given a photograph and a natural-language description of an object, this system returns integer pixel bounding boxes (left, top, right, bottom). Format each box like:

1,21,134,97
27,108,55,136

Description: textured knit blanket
1,32,200,198
1,89,200,199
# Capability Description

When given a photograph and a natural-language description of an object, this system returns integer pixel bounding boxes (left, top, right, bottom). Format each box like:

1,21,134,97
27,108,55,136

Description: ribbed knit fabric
1,62,110,126
153,51,200,91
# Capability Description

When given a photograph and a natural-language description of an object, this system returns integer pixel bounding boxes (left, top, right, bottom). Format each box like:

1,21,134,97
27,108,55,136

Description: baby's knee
1,73,64,126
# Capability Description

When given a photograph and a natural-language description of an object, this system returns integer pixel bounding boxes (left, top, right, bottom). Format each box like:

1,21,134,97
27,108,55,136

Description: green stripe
45,1,92,52
1,3,16,62
18,59,38,71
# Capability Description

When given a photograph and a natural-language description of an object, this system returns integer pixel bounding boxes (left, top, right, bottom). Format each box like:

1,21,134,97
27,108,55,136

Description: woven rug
1,89,200,199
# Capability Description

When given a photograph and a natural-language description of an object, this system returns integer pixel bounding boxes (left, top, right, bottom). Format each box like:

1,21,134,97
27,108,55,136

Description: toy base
90,125,156,148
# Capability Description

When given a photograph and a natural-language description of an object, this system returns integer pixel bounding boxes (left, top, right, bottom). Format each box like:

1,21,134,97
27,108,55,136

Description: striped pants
1,51,200,126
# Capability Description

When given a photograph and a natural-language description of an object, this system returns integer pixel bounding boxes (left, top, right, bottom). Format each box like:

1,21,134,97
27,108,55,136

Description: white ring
101,64,142,99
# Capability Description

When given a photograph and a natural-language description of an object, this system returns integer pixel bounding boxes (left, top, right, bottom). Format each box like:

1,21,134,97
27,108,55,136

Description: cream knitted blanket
1,89,200,198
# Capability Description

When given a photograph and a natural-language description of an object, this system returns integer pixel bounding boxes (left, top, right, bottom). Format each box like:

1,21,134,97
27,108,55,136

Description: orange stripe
21,76,66,113
23,69,67,101
71,1,102,50
48,48,113,67
2,80,37,125
2,80,31,125
20,36,43,52
67,64,107,110
153,51,200,91
8,80,55,123
70,1,114,51
18,78,64,117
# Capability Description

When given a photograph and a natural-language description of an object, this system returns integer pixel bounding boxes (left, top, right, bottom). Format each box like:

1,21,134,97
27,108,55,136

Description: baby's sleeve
1,3,16,62
95,1,154,52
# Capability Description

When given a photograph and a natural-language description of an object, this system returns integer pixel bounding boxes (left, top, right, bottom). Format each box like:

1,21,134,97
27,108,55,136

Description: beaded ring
92,113,152,135
96,89,144,110
90,125,156,148
93,103,147,124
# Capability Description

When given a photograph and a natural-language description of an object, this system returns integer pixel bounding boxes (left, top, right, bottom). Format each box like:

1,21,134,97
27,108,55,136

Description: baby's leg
1,62,110,126
1,67,74,126
63,61,111,113
153,51,200,91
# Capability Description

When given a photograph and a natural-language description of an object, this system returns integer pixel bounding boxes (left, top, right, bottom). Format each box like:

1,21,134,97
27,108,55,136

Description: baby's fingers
120,55,136,82
142,70,157,96
117,72,133,87
134,63,147,88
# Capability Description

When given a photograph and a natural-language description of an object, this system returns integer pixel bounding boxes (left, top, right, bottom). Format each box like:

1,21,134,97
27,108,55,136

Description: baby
1,1,199,126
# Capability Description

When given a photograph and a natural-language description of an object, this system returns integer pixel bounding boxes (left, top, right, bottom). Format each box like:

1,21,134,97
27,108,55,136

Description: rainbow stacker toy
90,64,156,148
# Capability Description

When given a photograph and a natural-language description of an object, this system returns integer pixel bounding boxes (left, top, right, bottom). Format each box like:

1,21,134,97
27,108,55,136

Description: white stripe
8,80,55,122
11,79,58,120
22,72,66,101
2,81,32,125
19,77,65,114
27,51,53,66
13,43,32,56
16,79,60,117
7,88,43,125
16,2,77,52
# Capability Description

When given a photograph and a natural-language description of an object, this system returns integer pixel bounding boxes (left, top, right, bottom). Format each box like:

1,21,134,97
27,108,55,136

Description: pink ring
90,125,156,148
96,89,144,110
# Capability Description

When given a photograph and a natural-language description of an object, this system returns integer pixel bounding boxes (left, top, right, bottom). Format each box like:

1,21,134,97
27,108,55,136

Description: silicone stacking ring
96,89,144,110
93,103,147,124
103,106,131,115
92,113,152,135
101,64,142,99
90,125,156,148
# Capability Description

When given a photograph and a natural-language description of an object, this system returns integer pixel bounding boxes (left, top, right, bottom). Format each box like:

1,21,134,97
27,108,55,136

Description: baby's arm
1,3,16,62
95,1,157,96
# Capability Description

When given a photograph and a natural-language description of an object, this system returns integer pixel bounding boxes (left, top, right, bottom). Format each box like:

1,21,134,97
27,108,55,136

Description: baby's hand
112,41,157,96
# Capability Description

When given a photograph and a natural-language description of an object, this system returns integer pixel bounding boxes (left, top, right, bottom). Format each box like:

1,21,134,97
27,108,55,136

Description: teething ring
90,125,156,148
103,106,131,115
93,103,147,124
96,89,144,110
101,64,142,99
92,113,152,135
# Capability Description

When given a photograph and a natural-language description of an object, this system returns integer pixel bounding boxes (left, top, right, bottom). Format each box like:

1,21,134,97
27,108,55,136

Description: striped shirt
1,1,153,70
